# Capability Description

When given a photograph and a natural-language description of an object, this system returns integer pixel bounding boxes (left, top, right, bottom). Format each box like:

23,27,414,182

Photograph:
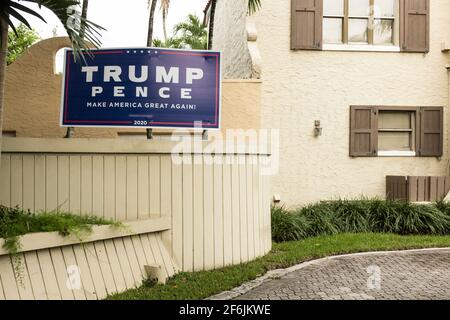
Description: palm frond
4,6,34,30
2,0,104,63
0,10,18,34
248,0,261,16
172,14,207,50
160,0,170,13
9,1,46,24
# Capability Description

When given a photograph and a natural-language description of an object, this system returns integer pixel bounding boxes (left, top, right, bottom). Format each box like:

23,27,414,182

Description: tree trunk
147,0,157,46
146,0,158,139
66,0,89,138
162,10,168,42
0,17,8,160
207,0,217,50
80,0,89,38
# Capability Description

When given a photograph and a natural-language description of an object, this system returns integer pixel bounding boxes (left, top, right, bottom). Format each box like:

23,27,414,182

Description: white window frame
377,109,417,157
323,0,400,52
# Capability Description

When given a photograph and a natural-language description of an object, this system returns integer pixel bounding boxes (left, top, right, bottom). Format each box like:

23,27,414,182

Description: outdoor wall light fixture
273,194,281,204
314,120,322,137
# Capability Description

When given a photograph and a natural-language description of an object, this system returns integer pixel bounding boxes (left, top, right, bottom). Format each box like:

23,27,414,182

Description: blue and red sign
60,48,221,129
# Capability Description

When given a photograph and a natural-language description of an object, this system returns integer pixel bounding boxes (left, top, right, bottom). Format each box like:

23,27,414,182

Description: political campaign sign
60,48,221,129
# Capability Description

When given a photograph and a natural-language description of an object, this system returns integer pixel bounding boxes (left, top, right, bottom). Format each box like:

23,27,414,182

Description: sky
18,0,207,47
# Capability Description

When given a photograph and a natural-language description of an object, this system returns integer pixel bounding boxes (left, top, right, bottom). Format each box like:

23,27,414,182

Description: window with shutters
323,0,399,50
378,111,416,156
349,106,443,157
292,0,429,53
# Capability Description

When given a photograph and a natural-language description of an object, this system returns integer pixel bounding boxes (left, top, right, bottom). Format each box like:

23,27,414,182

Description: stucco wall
212,0,253,79
248,0,450,206
2,37,261,138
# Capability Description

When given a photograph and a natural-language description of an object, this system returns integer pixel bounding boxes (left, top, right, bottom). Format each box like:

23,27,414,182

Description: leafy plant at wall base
271,199,450,243
0,205,121,284
433,200,450,217
142,277,158,288
3,236,20,254
271,206,300,242
332,199,373,232
299,203,340,237
271,206,311,242
3,236,24,286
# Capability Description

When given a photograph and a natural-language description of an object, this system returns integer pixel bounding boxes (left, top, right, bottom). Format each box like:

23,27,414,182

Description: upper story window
291,0,429,53
323,0,398,47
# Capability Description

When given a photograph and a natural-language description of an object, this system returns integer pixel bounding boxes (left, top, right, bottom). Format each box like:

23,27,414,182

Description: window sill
323,44,401,52
378,151,416,157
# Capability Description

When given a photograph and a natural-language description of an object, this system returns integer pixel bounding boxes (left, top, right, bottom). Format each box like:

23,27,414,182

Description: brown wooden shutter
418,107,443,157
291,0,323,50
349,106,378,157
400,0,430,53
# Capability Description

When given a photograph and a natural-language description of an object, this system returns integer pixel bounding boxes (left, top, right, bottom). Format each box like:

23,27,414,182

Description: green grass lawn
108,233,450,300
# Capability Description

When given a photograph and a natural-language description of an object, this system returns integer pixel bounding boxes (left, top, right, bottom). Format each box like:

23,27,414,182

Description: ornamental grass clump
271,206,307,242
271,199,450,242
326,199,372,233
368,201,450,235
295,203,339,237
434,200,450,217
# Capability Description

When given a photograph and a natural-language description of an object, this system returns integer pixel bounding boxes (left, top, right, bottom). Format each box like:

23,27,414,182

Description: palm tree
207,0,261,49
152,36,182,49
160,0,170,42
152,14,207,50
66,0,89,138
0,0,103,154
80,0,88,37
173,14,207,50
147,0,157,46
207,0,216,49
146,0,159,139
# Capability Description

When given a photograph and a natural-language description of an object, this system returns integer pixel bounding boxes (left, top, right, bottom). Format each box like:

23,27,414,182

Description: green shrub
271,199,450,242
367,200,450,235
271,206,308,242
435,200,450,216
0,206,122,283
325,199,371,233
296,203,339,237
0,205,120,254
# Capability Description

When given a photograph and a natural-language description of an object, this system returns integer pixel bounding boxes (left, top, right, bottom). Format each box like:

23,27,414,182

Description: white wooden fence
0,138,272,299
0,218,177,300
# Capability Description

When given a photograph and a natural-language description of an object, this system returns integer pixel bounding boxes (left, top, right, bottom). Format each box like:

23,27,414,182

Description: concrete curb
206,247,450,300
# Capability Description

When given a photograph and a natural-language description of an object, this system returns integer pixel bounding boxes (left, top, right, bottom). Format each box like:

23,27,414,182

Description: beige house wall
2,37,261,138
246,0,450,206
